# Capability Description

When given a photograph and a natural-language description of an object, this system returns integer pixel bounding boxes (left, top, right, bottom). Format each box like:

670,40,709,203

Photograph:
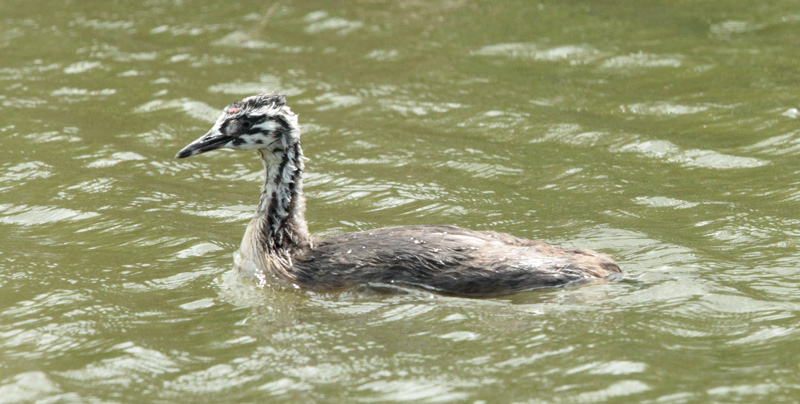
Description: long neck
254,140,311,257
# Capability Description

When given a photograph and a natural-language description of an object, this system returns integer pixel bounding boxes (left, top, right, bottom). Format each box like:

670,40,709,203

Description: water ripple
0,161,52,191
601,52,683,68
135,98,220,122
621,102,710,116
472,42,684,70
539,123,770,169
303,11,364,35
0,372,61,403
63,61,104,75
356,379,469,403
58,342,181,385
208,75,304,97
0,204,99,225
573,380,651,403
472,42,605,64
211,31,312,53
741,130,800,156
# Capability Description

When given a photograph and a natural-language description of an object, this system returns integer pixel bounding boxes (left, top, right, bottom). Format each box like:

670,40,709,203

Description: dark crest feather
227,94,286,115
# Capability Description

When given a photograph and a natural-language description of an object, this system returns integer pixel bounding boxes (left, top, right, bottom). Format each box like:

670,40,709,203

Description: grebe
175,94,620,297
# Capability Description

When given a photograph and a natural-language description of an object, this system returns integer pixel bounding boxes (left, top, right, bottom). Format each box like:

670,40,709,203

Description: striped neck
255,140,311,255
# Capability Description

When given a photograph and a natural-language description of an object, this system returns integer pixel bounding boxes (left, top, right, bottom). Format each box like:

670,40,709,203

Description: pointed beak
174,129,230,159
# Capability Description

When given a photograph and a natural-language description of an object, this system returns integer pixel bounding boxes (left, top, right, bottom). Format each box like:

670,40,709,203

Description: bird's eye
241,120,253,130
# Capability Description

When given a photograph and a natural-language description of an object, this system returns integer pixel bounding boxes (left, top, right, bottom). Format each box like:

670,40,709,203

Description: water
2,0,800,402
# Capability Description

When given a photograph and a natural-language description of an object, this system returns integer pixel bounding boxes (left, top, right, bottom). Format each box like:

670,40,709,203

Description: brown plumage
176,94,620,297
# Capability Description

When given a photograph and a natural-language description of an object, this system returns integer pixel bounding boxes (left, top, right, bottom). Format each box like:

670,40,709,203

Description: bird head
175,94,299,159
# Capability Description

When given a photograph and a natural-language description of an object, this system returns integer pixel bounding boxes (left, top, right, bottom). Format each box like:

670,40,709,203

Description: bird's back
290,225,620,297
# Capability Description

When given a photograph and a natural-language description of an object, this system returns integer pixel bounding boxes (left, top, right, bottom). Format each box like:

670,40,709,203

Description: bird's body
176,94,620,297
263,225,616,297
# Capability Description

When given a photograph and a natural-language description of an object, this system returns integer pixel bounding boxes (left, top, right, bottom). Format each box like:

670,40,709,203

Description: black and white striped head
175,94,299,159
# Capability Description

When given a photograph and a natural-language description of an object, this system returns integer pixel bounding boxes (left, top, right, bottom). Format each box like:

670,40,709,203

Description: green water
2,0,800,402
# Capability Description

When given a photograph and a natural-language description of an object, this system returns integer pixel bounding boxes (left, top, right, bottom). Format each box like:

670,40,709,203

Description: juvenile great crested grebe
175,94,620,297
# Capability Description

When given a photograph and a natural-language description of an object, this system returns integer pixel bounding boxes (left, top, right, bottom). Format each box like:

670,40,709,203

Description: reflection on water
2,0,800,402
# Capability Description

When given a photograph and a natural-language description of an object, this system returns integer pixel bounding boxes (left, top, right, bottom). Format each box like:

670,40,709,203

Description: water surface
2,1,800,402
